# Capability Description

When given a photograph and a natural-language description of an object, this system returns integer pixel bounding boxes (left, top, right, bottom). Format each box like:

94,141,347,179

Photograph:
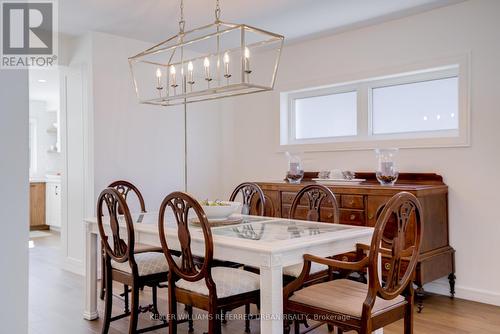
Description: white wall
0,70,29,333
218,0,500,305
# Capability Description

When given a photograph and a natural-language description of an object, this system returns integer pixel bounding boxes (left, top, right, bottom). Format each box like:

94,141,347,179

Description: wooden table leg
259,265,283,334
84,224,99,320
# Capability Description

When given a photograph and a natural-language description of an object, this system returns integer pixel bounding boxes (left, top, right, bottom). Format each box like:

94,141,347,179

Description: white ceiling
59,0,464,43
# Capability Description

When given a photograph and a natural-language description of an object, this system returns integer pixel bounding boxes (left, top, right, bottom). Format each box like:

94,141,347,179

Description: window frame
280,58,469,152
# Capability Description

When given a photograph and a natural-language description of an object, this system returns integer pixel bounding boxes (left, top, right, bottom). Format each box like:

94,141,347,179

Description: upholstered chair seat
283,262,328,278
176,267,260,298
289,279,405,318
112,253,180,277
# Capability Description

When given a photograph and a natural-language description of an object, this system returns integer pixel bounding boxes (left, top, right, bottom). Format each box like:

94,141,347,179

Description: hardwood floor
29,232,500,333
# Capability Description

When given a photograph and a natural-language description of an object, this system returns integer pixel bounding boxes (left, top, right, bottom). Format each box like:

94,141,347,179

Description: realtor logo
1,1,58,68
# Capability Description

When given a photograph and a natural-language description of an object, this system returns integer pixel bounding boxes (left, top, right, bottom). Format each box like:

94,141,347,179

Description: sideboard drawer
339,209,365,226
341,195,364,209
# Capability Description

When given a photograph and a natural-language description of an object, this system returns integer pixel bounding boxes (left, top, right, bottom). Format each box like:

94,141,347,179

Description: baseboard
63,257,84,276
425,278,500,306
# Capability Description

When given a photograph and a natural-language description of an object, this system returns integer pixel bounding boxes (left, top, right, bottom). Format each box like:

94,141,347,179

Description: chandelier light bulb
170,65,176,75
244,47,250,59
223,52,230,64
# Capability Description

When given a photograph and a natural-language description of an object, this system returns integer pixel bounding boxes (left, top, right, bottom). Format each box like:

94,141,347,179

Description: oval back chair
158,191,214,282
97,188,135,267
108,180,146,213
158,191,260,334
97,188,170,334
289,184,340,224
367,191,423,301
284,191,424,334
100,180,152,301
229,182,266,216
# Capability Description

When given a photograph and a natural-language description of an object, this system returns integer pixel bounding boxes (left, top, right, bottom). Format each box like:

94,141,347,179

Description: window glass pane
294,91,357,140
372,77,458,135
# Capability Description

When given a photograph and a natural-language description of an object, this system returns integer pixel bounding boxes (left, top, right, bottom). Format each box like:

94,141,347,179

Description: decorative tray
312,178,366,185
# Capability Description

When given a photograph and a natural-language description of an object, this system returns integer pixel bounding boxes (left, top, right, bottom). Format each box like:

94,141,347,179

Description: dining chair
284,191,423,334
158,191,260,334
229,182,267,216
283,184,340,280
100,180,163,314
97,187,174,334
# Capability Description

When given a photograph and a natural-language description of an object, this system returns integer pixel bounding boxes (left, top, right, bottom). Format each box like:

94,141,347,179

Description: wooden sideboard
252,172,455,312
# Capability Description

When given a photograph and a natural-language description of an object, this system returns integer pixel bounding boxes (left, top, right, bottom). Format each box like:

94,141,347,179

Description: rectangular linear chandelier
129,0,284,106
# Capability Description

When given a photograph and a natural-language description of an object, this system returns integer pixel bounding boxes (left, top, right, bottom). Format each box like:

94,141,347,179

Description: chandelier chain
215,0,221,22
178,0,185,33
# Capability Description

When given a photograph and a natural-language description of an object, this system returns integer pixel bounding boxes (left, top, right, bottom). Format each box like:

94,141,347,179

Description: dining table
83,212,382,334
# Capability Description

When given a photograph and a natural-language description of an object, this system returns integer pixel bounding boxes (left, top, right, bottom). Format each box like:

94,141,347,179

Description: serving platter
312,178,366,185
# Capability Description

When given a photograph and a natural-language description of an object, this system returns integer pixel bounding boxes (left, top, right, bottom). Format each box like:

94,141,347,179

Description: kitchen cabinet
45,176,62,228
30,182,47,230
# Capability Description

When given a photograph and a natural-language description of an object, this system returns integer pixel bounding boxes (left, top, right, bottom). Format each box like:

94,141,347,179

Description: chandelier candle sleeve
244,47,251,73
170,65,177,87
223,52,230,78
204,57,211,80
156,68,162,88
187,61,194,84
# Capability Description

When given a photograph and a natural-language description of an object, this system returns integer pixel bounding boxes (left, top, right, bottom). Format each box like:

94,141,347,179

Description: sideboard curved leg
448,273,456,298
416,286,425,313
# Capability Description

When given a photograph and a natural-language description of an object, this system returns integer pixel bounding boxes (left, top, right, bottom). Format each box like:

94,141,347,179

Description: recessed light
451,113,455,118
37,79,47,83
423,116,428,121
436,114,441,120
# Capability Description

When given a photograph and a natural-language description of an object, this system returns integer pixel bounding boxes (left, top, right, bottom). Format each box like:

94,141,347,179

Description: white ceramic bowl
200,201,241,221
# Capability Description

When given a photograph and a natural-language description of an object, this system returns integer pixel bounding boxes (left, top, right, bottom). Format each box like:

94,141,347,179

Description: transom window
280,62,468,150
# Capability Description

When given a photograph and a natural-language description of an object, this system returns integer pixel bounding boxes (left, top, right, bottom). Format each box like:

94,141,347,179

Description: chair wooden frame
284,192,423,334
97,188,170,334
158,191,260,334
287,184,340,284
100,180,162,309
229,182,267,216
289,184,340,225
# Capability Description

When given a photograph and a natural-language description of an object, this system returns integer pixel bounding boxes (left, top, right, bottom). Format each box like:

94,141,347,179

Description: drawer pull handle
349,214,356,220
342,256,349,261
384,263,391,271
350,200,355,205
327,214,333,218
368,213,374,220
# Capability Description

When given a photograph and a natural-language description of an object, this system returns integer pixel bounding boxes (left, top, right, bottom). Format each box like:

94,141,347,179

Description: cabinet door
53,183,62,227
30,183,46,227
46,182,62,227
366,196,392,227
